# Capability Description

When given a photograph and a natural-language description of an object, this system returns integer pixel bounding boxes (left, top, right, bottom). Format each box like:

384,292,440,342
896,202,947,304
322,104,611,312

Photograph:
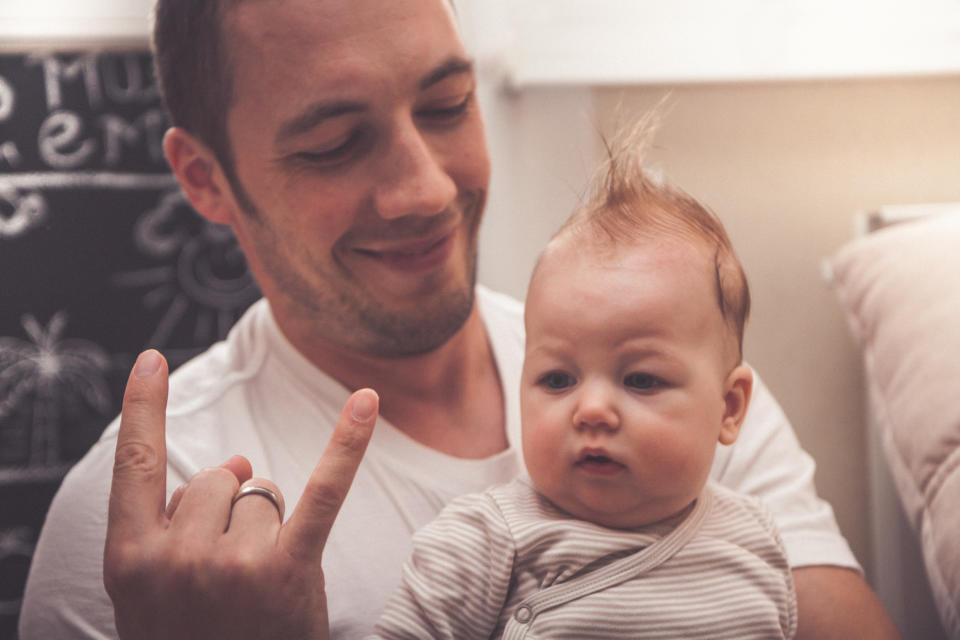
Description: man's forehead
225,0,458,45
223,0,464,89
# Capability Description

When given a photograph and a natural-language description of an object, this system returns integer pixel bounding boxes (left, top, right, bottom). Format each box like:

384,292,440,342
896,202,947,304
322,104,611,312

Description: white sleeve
710,368,861,572
18,430,120,640
372,491,516,640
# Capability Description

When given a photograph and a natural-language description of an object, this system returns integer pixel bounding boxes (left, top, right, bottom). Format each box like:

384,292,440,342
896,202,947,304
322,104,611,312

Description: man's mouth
353,231,456,272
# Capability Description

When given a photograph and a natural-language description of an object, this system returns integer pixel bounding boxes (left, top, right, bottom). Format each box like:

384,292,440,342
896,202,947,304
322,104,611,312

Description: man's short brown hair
152,0,257,212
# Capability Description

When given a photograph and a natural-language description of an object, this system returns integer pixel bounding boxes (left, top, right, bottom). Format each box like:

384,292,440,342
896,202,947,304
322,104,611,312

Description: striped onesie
373,478,797,639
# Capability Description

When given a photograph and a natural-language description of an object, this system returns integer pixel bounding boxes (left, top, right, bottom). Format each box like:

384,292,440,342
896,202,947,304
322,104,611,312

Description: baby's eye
538,371,575,391
623,373,661,390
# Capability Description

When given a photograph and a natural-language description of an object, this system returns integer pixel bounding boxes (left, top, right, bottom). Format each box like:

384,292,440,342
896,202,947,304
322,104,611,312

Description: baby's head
520,119,754,529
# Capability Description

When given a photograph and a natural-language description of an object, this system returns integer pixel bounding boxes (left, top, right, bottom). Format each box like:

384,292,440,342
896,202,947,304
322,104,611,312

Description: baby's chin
537,484,698,530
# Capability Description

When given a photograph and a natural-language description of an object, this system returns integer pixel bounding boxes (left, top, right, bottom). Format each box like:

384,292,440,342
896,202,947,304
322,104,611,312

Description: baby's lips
575,447,617,464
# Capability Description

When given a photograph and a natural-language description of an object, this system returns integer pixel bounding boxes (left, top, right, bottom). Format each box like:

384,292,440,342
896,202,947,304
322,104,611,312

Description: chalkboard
0,50,259,635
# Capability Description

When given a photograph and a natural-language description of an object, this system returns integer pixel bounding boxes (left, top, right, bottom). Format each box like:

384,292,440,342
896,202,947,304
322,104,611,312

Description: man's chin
355,284,476,358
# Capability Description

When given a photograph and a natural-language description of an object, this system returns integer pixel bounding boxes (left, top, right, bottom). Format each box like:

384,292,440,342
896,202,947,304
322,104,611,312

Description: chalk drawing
114,189,259,348
27,53,103,112
0,527,34,616
0,73,13,121
0,185,47,239
0,141,21,168
0,312,111,468
0,172,177,191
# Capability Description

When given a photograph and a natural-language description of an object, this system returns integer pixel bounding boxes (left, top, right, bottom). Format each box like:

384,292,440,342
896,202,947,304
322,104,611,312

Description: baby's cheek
642,430,706,478
522,424,565,490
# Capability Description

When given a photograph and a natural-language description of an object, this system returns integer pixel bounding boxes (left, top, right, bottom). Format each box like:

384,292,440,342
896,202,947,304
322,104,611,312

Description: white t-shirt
18,286,857,639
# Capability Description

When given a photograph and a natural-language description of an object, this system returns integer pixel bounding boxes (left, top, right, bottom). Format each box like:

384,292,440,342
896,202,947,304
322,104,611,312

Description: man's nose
373,123,457,220
572,382,620,432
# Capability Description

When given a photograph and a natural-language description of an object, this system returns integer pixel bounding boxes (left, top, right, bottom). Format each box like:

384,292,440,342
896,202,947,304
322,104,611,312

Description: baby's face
520,235,750,529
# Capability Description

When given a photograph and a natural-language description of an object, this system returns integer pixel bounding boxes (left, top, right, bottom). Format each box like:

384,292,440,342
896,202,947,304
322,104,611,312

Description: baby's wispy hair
554,107,751,361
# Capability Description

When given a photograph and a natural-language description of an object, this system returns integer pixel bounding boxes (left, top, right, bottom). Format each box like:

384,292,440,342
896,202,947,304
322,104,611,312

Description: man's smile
353,229,457,272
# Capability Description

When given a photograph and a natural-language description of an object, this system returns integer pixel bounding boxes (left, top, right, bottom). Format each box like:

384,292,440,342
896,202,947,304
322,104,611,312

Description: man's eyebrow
275,100,366,145
420,57,474,90
274,59,473,145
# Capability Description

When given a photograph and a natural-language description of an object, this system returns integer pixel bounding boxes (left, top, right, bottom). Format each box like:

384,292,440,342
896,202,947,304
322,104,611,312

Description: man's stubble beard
348,267,476,358
258,223,480,359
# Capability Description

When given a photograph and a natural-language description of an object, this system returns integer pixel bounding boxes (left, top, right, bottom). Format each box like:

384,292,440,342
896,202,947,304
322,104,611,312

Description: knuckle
211,544,271,588
334,427,369,457
306,482,343,516
193,465,240,489
163,543,217,592
222,547,259,576
112,441,162,477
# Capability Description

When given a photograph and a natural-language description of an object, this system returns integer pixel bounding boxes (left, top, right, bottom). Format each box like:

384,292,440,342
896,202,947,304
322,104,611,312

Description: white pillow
828,211,960,639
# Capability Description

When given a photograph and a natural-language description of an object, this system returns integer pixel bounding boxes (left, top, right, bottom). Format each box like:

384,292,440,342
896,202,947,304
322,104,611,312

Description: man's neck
278,304,508,459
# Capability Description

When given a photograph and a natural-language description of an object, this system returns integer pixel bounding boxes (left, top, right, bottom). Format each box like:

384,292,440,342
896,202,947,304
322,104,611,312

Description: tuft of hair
557,111,751,360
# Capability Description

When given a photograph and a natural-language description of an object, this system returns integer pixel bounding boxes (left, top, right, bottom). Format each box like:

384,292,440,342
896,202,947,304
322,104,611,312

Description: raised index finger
280,388,378,561
107,349,170,542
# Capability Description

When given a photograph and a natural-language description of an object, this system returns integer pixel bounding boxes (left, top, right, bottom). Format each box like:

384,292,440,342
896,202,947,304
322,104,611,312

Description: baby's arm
372,490,516,640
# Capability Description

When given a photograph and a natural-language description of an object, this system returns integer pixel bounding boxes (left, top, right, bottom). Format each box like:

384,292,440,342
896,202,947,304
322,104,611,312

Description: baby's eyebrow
525,340,570,357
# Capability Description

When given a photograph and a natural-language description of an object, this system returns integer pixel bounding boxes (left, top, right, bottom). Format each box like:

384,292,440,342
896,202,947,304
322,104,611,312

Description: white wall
0,0,153,47
502,0,960,86
456,0,600,299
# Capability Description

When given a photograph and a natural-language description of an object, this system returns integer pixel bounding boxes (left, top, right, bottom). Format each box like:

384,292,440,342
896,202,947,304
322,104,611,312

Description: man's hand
103,349,378,640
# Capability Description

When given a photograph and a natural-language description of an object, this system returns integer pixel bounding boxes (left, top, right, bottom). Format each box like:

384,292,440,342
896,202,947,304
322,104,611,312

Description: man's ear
718,364,754,445
162,127,235,225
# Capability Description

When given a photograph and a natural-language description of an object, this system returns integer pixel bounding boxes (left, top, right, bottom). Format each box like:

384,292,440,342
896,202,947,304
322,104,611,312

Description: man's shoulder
164,299,272,413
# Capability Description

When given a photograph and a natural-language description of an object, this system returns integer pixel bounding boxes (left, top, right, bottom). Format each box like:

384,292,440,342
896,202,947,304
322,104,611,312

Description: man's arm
714,371,898,635
793,567,900,639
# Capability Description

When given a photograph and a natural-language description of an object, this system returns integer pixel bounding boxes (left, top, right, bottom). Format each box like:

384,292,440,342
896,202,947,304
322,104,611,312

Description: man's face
520,235,737,529
219,0,490,357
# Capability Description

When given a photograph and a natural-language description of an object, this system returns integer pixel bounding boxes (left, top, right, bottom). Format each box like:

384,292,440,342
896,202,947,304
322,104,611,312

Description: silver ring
231,485,283,522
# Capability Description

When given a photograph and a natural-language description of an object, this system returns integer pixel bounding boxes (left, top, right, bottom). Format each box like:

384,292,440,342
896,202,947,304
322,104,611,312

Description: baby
372,122,797,639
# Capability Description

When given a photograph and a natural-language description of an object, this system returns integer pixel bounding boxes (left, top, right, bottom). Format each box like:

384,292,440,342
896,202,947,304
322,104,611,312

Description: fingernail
350,389,378,422
134,350,162,377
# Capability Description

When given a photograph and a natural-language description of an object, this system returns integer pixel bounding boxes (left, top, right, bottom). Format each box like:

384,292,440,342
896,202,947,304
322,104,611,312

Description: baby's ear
719,364,753,445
